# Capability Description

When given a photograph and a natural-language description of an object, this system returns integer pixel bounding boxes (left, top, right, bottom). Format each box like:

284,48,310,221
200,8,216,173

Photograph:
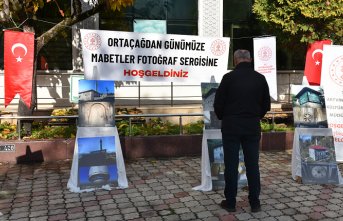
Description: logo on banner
329,56,343,86
211,39,226,56
11,43,28,62
83,32,101,51
258,46,272,61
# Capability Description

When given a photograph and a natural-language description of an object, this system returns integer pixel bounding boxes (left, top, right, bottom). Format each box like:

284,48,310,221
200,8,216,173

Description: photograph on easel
299,133,339,184
290,85,327,128
207,139,247,189
201,83,221,129
78,80,115,127
77,136,118,189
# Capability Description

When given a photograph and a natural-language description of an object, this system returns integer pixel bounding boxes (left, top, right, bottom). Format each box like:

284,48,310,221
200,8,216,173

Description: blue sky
79,80,115,94
78,136,116,154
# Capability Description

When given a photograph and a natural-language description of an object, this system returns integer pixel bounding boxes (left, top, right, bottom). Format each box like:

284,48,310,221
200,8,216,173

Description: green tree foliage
252,0,343,45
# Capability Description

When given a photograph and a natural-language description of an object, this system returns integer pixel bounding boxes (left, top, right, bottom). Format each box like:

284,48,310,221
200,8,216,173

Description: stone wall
0,132,294,163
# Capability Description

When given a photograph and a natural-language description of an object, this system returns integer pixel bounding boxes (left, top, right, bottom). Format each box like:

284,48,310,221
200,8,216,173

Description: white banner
320,44,343,161
253,36,277,101
80,29,230,82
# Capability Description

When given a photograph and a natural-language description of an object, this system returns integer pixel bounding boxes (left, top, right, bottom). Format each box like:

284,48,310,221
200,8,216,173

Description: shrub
115,118,203,136
0,122,18,139
0,116,293,140
30,125,76,139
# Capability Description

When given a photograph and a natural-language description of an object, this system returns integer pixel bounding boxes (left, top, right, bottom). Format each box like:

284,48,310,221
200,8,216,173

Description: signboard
70,75,84,103
0,144,15,152
134,19,166,34
253,36,277,101
80,29,230,82
193,129,247,191
320,45,343,161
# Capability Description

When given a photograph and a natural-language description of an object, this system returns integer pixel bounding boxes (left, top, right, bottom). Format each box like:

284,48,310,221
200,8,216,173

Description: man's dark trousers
222,133,261,207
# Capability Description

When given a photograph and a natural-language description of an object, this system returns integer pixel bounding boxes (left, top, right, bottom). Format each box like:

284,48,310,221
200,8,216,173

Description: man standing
213,49,271,213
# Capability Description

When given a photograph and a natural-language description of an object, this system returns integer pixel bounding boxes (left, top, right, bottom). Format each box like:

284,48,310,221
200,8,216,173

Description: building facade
0,0,305,111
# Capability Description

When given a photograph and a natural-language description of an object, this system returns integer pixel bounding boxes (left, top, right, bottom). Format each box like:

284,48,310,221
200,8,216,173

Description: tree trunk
17,98,34,136
17,25,37,137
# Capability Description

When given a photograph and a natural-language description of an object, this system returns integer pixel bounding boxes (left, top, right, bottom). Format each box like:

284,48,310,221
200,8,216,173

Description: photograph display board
201,83,221,129
291,128,342,185
68,79,128,192
193,129,247,191
290,85,327,128
207,139,247,190
299,133,338,184
320,45,343,161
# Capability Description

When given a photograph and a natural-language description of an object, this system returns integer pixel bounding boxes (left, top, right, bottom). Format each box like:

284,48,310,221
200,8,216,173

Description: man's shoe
220,200,236,212
251,204,261,213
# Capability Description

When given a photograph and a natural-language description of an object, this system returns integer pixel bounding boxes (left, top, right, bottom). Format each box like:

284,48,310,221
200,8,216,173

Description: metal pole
171,82,174,107
138,81,141,107
272,112,275,132
288,72,291,103
18,119,21,140
179,115,183,135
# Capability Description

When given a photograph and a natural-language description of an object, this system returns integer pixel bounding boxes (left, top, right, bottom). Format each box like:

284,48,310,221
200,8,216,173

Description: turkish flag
4,30,35,108
304,40,332,85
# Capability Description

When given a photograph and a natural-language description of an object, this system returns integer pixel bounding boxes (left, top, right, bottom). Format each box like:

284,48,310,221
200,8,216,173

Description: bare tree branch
36,3,102,51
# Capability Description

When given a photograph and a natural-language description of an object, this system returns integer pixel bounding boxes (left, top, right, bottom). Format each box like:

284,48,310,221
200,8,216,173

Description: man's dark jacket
213,62,271,135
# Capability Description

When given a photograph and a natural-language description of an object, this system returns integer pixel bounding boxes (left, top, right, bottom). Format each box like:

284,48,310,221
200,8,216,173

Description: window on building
223,0,252,22
134,0,166,20
34,0,72,70
36,26,73,71
223,0,254,68
166,0,198,35
224,24,256,69
223,0,306,70
99,11,133,32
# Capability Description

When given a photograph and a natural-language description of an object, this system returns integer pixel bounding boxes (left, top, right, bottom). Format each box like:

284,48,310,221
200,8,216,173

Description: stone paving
1,151,343,221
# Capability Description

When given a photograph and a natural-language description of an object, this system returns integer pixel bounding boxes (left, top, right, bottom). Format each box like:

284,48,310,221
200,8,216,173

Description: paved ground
1,151,343,221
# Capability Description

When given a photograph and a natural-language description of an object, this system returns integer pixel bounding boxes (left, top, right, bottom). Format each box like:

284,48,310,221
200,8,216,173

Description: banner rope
2,17,274,40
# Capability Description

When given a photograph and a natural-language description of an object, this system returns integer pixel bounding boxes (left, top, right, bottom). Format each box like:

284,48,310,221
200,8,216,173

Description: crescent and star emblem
11,43,28,62
311,49,323,66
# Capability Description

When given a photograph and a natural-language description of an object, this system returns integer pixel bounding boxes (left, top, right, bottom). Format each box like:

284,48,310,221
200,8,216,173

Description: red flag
304,40,332,85
4,30,35,108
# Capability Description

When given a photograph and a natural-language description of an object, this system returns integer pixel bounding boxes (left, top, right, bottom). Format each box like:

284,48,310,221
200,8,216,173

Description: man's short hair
234,49,251,60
